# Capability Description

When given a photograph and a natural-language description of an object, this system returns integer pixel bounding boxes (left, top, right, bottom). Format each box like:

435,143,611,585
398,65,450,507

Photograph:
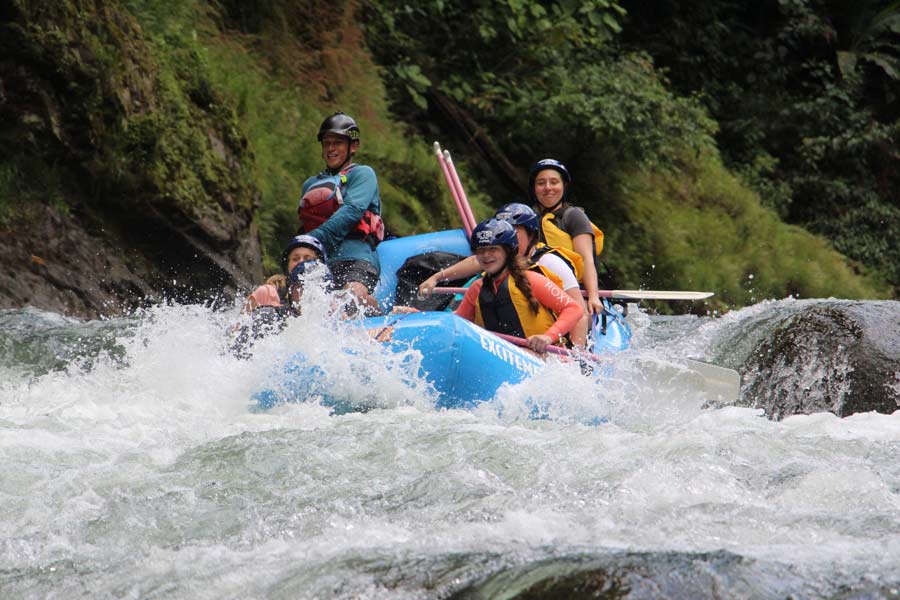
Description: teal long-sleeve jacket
302,164,381,272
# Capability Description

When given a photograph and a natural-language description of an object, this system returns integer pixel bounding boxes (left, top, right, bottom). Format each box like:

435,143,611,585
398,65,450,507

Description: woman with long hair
420,203,589,346
454,219,583,353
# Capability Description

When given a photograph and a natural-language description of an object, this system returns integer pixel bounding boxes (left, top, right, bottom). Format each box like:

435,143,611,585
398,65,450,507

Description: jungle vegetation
4,0,897,310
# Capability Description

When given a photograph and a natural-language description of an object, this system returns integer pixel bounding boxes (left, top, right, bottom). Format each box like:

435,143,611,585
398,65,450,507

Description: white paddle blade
607,290,714,301
683,359,741,404
621,357,740,409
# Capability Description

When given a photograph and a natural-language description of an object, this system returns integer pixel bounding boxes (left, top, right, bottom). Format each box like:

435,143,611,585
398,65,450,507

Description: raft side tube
374,229,471,310
362,312,545,410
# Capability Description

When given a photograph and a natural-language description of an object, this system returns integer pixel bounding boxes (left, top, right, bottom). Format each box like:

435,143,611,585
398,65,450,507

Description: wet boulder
739,301,900,419
446,550,818,599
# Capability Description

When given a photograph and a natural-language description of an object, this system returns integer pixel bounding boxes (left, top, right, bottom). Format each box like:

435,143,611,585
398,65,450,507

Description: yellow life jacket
528,259,563,288
530,243,581,284
474,273,556,339
539,207,604,278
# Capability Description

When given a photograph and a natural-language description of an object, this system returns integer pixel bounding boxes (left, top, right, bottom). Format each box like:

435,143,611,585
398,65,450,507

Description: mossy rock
0,0,264,314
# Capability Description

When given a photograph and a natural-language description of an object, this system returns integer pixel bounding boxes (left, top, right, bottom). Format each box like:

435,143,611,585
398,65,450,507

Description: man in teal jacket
298,112,383,314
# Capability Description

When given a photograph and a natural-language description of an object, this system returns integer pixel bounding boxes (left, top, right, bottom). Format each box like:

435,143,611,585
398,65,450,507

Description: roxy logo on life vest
543,279,574,305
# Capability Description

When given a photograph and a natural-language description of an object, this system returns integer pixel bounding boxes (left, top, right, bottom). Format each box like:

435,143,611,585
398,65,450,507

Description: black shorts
330,260,380,293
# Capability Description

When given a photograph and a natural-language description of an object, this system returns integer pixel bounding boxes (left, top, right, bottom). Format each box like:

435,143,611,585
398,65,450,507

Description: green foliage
191,0,477,272
602,152,889,309
112,0,252,207
619,0,900,289
502,55,717,168
836,0,900,86
365,0,625,114
365,0,717,185
201,41,320,272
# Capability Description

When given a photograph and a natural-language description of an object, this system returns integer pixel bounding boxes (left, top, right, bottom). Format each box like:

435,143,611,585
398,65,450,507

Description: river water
1,299,899,599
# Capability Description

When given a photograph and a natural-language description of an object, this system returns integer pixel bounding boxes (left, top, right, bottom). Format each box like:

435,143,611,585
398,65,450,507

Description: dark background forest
1,0,898,316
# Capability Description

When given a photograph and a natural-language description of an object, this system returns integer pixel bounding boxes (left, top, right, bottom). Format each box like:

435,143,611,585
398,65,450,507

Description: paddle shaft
442,149,477,232
433,142,472,236
429,287,713,301
493,331,598,361
495,331,739,400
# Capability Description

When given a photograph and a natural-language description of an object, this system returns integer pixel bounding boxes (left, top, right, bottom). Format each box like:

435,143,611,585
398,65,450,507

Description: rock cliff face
0,1,264,318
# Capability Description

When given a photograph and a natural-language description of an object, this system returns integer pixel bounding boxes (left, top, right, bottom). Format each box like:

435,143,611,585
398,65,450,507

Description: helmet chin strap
326,140,356,174
539,184,568,214
540,197,564,214
526,231,538,255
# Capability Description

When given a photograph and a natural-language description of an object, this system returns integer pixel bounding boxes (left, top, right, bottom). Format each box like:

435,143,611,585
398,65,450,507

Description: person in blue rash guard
297,112,385,315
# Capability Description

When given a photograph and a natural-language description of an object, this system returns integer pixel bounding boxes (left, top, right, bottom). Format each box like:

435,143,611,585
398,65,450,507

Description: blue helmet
494,202,539,233
281,235,327,272
470,218,518,253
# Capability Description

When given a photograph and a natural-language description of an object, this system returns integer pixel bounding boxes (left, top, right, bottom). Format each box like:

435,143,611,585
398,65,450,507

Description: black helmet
528,158,572,187
317,112,360,142
470,218,519,253
528,158,571,206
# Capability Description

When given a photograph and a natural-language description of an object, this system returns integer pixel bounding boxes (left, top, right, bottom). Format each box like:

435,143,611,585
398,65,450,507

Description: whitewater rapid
1,300,899,598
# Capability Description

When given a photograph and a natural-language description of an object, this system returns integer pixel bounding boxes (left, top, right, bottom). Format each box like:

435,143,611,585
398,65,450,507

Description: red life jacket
297,164,385,246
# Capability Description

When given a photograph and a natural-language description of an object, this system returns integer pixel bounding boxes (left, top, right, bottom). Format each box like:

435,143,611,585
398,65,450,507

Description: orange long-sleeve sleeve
454,272,582,341
525,270,582,340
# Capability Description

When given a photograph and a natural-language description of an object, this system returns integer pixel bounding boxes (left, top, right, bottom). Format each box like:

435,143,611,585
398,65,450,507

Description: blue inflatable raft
253,229,631,411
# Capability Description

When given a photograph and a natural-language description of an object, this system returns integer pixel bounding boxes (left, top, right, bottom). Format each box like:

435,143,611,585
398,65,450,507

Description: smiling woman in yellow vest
418,203,590,346
454,219,583,354
529,159,605,315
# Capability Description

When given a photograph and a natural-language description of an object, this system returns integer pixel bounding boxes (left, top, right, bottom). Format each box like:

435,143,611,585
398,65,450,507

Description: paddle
493,331,596,360
493,331,741,404
434,142,477,232
433,142,472,236
593,290,713,300
442,149,478,231
429,287,714,301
